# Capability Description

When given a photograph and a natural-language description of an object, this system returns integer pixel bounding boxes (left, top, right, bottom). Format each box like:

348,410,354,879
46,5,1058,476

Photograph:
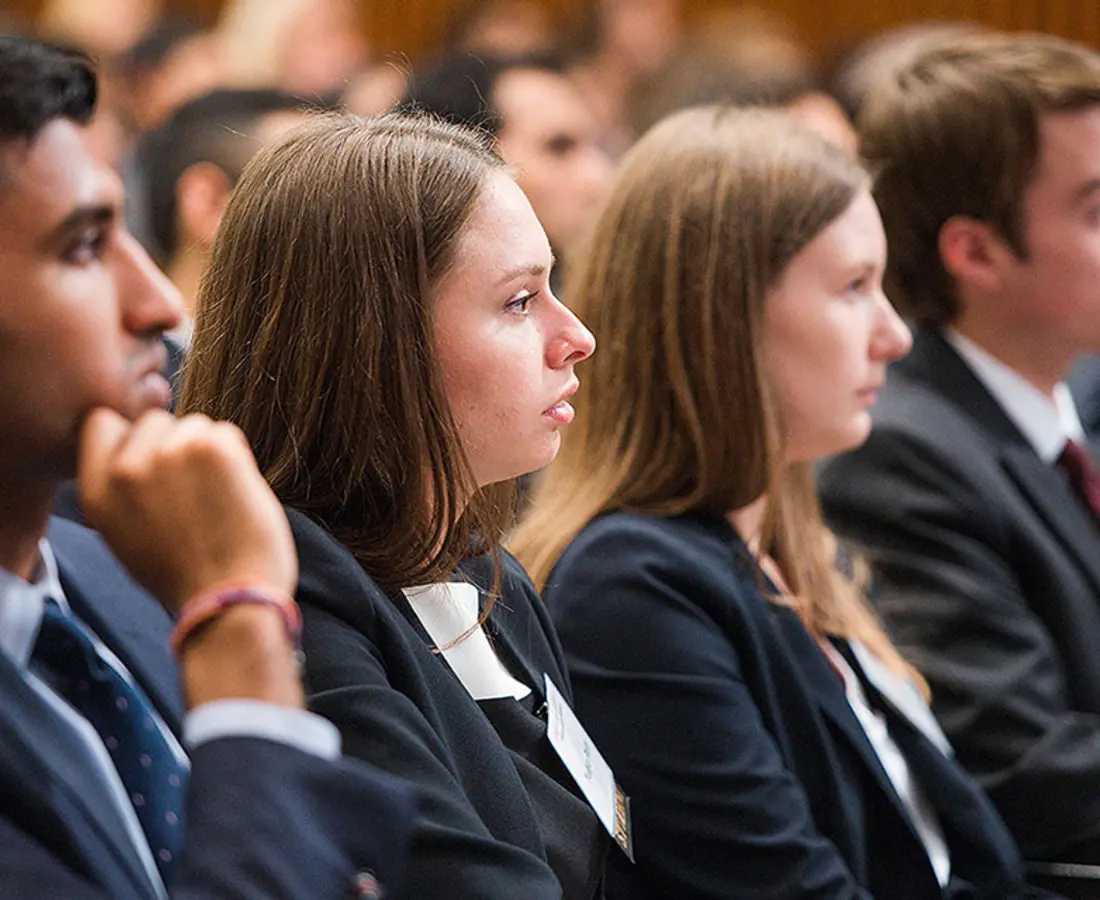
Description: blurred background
6,0,1097,61
5,0,1097,310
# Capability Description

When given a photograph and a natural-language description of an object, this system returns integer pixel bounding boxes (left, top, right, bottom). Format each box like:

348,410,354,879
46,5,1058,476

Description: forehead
0,119,122,236
443,172,550,283
493,68,595,134
790,188,884,269
1030,107,1100,202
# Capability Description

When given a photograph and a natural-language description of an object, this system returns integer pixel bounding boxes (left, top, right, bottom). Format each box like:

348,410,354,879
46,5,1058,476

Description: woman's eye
505,289,539,314
63,227,107,265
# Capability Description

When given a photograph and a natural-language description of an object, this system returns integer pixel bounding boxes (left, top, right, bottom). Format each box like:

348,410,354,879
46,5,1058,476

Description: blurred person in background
142,88,315,339
820,32,1100,872
216,0,368,98
403,52,613,292
443,0,559,57
512,105,1056,900
37,0,162,59
824,20,985,125
342,61,408,117
115,20,225,249
35,0,166,169
120,20,223,134
633,6,856,155
569,0,682,156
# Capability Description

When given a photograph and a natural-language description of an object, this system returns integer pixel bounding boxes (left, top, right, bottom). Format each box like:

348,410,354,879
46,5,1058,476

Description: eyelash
847,276,872,296
63,227,107,265
506,290,539,314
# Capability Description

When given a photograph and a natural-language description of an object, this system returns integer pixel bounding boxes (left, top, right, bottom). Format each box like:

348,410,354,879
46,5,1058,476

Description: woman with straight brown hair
179,112,607,900
511,106,1055,900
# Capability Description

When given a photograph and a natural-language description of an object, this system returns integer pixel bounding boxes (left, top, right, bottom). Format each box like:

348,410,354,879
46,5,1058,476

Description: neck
726,493,768,551
0,480,55,579
168,245,209,323
953,314,1074,400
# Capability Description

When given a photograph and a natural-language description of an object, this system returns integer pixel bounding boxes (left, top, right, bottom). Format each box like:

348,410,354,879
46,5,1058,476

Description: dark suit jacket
0,516,415,900
819,328,1100,864
289,508,605,900
1069,356,1100,438
544,510,1044,900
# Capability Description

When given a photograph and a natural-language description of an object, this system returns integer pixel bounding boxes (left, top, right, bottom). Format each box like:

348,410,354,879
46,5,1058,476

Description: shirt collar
0,539,69,669
945,328,1086,463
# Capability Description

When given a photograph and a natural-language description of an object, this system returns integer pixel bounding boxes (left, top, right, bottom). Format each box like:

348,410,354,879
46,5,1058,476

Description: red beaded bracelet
170,582,302,655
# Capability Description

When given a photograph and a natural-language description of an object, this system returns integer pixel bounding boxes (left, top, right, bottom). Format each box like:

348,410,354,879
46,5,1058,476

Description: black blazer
819,328,1100,864
0,517,415,900
544,510,1045,900
289,508,607,900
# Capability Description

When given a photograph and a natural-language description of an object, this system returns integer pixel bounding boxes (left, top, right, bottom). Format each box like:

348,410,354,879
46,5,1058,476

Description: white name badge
544,674,634,860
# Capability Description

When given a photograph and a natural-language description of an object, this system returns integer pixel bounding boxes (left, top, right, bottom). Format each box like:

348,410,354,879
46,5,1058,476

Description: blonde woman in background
512,106,1057,900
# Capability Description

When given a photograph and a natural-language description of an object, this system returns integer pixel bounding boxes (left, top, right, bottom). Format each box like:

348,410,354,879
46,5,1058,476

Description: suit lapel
1001,447,1100,597
903,331,1100,600
846,641,951,755
0,648,157,898
484,607,556,705
768,606,918,822
858,669,1025,889
712,518,906,805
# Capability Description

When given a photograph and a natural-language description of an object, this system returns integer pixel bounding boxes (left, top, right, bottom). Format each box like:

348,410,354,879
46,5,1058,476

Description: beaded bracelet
170,582,302,655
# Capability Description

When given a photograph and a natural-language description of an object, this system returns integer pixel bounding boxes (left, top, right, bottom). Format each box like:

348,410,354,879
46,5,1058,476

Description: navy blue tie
31,601,187,885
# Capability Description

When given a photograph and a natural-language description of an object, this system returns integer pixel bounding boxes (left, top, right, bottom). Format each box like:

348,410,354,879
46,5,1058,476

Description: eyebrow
495,254,558,286
1074,178,1100,203
44,203,116,247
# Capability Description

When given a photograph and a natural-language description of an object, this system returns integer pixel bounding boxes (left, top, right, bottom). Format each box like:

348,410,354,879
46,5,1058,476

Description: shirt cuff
184,700,342,761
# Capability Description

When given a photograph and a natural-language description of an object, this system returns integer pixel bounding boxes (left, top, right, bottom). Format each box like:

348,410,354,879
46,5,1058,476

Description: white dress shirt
820,641,951,887
0,540,341,898
403,581,531,702
945,329,1085,461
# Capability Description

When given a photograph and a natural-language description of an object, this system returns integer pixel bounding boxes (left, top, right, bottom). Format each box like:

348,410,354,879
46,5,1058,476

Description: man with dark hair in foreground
0,34,414,899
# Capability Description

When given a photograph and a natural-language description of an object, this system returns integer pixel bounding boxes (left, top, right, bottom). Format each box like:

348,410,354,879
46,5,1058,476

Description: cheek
766,322,866,433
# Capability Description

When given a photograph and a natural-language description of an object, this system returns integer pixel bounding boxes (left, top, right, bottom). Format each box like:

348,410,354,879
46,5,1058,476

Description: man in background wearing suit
0,35,414,899
819,32,1100,868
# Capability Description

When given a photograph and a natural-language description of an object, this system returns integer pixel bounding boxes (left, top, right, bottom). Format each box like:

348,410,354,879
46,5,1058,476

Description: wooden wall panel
7,0,1100,61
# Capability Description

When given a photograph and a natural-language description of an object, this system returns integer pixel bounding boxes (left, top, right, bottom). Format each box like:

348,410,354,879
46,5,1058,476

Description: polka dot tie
31,601,187,885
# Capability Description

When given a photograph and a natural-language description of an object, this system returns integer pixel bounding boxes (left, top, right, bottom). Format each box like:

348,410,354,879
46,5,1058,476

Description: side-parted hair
0,34,95,144
861,31,1100,327
511,106,917,681
179,112,515,592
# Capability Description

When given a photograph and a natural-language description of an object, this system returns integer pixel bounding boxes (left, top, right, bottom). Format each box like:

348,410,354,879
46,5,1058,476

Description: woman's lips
543,400,575,425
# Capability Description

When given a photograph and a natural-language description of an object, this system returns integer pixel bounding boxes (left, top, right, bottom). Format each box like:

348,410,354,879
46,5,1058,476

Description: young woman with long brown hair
511,106,1055,900
180,112,607,900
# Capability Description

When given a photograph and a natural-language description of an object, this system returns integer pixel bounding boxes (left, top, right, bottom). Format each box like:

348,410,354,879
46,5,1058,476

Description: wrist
176,587,306,710
171,581,301,655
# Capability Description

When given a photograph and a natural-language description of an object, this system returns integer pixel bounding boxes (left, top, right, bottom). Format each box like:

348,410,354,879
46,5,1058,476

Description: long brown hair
180,112,515,592
511,106,918,682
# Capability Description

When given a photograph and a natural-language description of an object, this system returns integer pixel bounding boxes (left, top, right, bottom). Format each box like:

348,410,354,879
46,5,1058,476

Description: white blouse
820,640,951,888
403,581,531,702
